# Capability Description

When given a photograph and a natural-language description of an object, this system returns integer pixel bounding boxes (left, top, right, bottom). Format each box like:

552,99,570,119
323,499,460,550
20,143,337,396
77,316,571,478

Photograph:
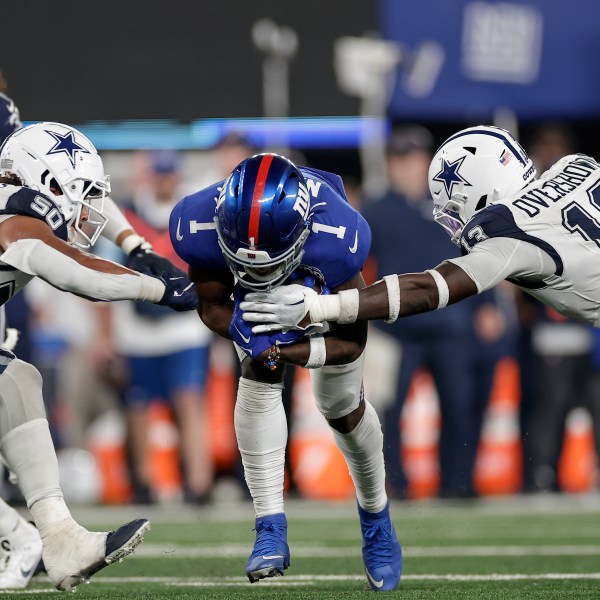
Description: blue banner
380,0,600,121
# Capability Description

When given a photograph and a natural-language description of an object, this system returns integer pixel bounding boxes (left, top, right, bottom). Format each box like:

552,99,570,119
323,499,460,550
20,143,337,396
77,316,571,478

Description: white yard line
133,543,600,558
6,572,600,594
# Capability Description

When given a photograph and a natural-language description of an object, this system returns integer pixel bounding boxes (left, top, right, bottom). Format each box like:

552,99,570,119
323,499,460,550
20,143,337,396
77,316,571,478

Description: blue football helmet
215,153,311,290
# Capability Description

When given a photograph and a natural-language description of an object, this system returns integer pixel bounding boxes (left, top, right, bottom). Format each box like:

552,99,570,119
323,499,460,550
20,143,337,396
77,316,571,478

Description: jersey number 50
30,196,64,231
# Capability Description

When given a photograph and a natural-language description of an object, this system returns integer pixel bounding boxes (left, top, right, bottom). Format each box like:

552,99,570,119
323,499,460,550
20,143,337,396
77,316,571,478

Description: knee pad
310,351,366,419
0,358,46,438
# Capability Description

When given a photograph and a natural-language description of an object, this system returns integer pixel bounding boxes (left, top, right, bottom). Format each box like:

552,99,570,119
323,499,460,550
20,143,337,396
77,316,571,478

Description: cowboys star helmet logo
45,129,90,168
432,155,471,198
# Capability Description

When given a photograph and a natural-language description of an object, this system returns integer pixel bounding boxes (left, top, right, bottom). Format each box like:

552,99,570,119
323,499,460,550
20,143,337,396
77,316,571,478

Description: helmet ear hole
475,195,488,211
49,177,63,196
464,146,477,155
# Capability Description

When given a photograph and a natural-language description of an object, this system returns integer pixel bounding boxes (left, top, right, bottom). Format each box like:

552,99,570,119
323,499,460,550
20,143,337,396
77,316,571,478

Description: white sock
0,419,62,507
234,377,287,518
0,497,20,537
331,401,388,513
29,496,76,541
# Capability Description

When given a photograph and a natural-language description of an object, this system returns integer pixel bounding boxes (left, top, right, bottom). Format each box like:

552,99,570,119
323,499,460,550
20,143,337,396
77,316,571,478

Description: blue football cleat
358,502,402,591
245,513,290,583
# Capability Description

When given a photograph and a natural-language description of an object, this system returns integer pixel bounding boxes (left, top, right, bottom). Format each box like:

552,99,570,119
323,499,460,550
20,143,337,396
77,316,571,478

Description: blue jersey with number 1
169,167,370,289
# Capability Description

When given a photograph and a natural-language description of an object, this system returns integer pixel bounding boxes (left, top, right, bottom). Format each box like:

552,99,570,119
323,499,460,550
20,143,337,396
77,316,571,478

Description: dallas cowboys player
170,153,402,592
0,81,189,589
0,121,197,591
241,126,600,361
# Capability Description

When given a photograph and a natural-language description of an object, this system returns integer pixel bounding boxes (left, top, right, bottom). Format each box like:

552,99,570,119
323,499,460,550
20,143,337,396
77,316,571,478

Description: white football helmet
428,125,536,245
0,122,110,248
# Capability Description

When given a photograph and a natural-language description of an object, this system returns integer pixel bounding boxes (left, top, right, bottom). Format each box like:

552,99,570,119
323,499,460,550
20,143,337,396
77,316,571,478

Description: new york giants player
170,153,402,592
0,121,197,591
241,126,600,357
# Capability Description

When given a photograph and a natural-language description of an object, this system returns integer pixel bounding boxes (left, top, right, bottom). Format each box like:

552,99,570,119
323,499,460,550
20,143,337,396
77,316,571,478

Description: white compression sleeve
101,196,134,244
234,377,287,517
1,238,164,302
331,401,388,513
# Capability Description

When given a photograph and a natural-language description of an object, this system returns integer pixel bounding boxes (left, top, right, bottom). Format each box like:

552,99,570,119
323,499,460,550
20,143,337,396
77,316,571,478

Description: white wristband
383,275,401,323
138,274,166,302
337,288,360,324
121,234,146,255
305,334,326,368
426,269,449,309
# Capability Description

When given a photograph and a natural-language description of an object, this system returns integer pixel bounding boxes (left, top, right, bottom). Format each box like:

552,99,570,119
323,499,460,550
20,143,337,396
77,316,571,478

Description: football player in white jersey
0,121,197,591
241,125,600,358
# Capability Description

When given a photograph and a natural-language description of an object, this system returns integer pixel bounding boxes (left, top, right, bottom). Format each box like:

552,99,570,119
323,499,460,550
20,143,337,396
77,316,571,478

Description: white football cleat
0,519,43,589
42,518,149,591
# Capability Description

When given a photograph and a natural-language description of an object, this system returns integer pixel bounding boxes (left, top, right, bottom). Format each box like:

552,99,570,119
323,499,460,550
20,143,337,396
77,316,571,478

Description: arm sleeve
446,237,555,293
100,196,134,244
1,238,164,302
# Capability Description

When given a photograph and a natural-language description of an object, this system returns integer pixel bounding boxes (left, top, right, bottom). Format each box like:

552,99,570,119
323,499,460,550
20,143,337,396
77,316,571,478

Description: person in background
107,150,214,504
361,125,510,499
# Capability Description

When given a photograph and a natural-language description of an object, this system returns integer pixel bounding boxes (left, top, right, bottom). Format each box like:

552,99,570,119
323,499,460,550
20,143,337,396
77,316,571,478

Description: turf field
15,493,600,598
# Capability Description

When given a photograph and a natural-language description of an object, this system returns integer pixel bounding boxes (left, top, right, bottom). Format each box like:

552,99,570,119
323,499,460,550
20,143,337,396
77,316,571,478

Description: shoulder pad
0,188,68,241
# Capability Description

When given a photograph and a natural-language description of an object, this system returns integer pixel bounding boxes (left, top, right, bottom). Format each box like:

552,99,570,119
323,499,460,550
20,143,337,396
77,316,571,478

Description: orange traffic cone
558,408,597,493
474,357,522,496
401,370,441,499
205,338,238,471
87,410,132,504
147,402,182,501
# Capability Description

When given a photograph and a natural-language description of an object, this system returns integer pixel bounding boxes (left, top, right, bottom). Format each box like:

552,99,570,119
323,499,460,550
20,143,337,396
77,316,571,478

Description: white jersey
0,184,69,308
453,154,600,327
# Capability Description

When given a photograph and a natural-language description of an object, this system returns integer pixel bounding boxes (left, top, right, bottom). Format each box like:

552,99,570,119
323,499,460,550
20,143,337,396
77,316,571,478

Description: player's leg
310,351,402,592
168,346,213,503
235,344,289,582
0,496,42,589
0,352,149,591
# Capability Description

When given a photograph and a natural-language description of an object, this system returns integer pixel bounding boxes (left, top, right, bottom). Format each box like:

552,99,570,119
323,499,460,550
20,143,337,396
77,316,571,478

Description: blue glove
157,272,198,311
230,285,306,359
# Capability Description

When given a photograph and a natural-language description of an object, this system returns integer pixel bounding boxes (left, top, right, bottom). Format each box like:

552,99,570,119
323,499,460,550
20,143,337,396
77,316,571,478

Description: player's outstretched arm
242,262,478,328
0,216,197,310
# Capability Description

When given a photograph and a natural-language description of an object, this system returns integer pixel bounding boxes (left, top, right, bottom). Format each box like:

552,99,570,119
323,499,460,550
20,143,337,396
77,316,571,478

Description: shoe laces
251,522,286,557
363,521,394,564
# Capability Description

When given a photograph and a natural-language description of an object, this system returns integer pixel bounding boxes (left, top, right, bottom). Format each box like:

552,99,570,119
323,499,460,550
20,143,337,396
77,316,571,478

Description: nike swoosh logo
365,568,384,589
349,231,358,253
173,282,194,297
233,323,251,344
176,218,183,241
262,555,284,560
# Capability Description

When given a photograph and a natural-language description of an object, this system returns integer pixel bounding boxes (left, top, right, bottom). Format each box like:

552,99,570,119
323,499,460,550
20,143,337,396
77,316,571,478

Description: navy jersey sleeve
300,169,371,289
169,181,228,270
0,187,68,241
0,94,21,144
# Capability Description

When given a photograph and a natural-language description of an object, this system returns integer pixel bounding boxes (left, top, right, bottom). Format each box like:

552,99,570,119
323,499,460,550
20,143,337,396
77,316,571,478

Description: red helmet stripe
248,154,274,247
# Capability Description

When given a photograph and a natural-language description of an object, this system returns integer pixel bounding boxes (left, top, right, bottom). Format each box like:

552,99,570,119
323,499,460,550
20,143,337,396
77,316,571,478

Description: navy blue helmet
215,153,311,290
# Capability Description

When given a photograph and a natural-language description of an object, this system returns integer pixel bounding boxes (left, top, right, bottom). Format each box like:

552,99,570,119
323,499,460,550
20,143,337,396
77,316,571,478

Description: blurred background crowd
1,0,599,506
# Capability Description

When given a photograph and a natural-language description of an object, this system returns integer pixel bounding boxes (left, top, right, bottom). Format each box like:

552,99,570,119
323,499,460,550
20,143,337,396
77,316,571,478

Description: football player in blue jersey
0,121,197,591
241,126,600,363
170,153,402,591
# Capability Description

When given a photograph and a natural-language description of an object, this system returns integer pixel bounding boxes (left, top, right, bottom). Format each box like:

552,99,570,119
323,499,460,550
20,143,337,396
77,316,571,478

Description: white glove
241,284,323,333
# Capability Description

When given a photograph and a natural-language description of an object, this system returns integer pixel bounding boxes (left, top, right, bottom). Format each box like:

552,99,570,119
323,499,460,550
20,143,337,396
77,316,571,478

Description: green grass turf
18,494,600,598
